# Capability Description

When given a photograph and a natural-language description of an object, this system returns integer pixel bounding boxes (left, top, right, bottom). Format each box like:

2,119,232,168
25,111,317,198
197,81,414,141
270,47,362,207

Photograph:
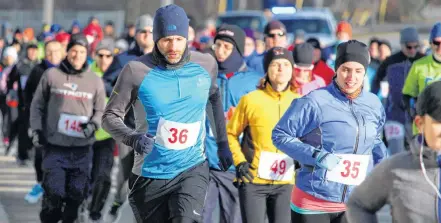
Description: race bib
156,118,200,150
257,151,294,181
57,113,89,138
326,154,369,186
384,121,405,140
380,81,389,98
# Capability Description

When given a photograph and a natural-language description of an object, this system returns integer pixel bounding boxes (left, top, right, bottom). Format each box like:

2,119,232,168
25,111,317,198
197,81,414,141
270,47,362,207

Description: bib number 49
341,160,360,179
168,128,188,144
270,160,287,175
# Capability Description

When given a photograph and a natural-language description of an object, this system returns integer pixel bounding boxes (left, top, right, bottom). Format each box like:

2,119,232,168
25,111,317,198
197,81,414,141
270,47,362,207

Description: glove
123,133,155,155
32,130,47,147
236,162,254,183
217,141,233,171
315,150,342,171
79,122,97,138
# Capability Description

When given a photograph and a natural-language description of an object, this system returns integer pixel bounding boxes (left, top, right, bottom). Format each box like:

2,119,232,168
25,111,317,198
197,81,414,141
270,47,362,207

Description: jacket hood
409,135,439,168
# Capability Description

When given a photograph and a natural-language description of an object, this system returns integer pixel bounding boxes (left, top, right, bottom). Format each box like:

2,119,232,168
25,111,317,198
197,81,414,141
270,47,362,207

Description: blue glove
123,133,155,155
79,122,97,138
217,141,233,171
315,150,342,171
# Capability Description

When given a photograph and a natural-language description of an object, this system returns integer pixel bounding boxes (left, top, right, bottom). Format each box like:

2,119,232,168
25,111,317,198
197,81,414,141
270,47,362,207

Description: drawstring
419,130,441,199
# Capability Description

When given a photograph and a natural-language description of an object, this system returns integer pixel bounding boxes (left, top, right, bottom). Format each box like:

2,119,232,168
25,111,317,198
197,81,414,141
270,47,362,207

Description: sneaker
24,183,44,204
77,202,89,223
3,137,9,146
104,202,122,223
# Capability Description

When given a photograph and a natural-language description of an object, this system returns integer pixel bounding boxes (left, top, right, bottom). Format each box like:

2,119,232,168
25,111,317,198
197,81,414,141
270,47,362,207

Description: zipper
173,71,181,98
437,169,440,222
341,100,360,203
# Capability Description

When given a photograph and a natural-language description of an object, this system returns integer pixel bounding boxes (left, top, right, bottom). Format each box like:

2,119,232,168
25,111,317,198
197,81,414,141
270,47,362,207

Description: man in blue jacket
203,24,262,223
102,4,233,223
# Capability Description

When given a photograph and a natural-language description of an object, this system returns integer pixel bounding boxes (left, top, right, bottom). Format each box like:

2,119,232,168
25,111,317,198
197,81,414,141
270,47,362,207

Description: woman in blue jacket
272,40,388,223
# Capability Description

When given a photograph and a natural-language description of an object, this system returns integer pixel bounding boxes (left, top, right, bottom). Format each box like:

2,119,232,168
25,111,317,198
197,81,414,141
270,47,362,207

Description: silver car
273,8,337,48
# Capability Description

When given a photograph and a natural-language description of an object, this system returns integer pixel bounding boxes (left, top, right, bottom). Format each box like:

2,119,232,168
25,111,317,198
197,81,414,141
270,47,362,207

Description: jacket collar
410,135,439,167
218,62,248,79
329,80,365,103
263,82,292,99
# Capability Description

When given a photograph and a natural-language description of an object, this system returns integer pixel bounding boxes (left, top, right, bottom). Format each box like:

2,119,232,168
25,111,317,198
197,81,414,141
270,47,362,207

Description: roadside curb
0,201,9,223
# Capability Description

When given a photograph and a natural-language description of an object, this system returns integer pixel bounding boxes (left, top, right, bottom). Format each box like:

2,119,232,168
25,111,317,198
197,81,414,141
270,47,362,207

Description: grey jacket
30,64,106,147
347,137,440,223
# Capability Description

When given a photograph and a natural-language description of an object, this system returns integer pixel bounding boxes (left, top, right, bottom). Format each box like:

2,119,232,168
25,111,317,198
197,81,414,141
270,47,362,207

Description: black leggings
291,210,347,223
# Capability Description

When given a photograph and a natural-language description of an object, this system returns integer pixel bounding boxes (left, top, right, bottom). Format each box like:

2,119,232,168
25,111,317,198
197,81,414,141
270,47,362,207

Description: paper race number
326,154,369,186
384,121,405,140
155,118,200,150
57,113,89,138
257,151,294,181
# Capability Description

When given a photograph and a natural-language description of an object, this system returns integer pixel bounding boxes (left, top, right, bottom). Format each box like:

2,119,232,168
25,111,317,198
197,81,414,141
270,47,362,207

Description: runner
104,14,155,219
323,21,352,69
203,24,262,223
102,4,232,223
403,23,441,136
24,40,63,204
306,38,335,85
371,27,425,154
6,43,40,164
291,43,326,96
30,33,106,223
87,38,116,222
347,81,441,223
227,47,300,223
272,40,388,223
248,20,288,74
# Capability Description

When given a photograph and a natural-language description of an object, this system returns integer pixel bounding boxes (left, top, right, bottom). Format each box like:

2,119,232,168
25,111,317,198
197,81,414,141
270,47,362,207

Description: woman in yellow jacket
227,47,300,223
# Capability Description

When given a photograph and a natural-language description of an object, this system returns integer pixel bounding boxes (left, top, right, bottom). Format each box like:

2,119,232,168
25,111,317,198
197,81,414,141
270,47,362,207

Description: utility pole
42,0,54,25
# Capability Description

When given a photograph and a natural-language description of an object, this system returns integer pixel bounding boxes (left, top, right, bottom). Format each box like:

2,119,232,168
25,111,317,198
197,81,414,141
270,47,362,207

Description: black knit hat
214,24,246,56
293,43,314,67
417,81,441,122
67,33,88,52
263,47,294,73
335,40,370,71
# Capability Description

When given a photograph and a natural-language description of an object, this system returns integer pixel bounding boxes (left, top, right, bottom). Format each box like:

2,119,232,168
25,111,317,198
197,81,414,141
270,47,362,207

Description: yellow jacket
227,84,300,185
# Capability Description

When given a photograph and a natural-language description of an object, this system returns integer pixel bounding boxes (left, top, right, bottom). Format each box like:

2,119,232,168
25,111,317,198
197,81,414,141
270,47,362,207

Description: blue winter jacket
247,53,265,75
205,64,263,171
272,82,388,203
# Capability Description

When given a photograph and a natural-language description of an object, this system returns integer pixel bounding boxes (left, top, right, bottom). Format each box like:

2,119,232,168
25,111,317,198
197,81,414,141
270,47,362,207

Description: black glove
217,141,233,171
32,130,47,147
79,122,97,138
123,133,155,155
236,162,254,184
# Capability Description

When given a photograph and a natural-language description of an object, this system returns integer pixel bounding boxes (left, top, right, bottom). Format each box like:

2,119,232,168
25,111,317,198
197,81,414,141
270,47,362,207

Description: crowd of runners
0,3,441,223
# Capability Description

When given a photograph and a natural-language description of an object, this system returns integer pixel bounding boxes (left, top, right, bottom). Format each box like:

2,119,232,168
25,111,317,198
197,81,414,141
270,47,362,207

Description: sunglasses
97,53,113,59
406,45,419,50
293,64,314,72
433,40,441,46
267,32,285,38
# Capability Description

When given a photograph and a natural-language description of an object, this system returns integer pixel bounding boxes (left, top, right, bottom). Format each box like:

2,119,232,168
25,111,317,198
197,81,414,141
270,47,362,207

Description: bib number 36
326,154,369,186
156,118,200,150
168,128,188,144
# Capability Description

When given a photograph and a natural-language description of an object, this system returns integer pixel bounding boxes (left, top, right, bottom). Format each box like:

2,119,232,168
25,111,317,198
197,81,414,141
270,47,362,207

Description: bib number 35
326,154,369,186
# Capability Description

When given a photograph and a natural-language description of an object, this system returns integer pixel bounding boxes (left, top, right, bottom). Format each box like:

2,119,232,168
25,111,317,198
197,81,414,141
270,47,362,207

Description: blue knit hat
430,22,441,41
153,4,189,43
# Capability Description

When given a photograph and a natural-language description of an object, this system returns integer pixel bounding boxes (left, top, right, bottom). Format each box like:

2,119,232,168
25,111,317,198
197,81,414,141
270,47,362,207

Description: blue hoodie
205,64,263,171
